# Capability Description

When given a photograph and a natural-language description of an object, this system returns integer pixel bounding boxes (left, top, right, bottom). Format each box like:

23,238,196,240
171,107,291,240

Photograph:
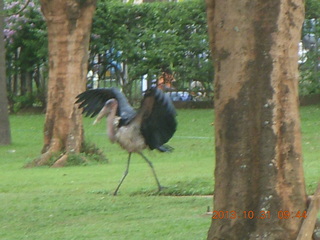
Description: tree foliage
3,0,320,109
305,0,320,19
4,0,212,106
90,0,212,95
4,0,47,110
299,0,320,95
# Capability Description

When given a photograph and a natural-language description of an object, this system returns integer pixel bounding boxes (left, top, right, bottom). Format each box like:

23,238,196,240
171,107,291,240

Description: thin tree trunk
34,66,41,92
26,71,33,95
0,0,11,145
32,0,96,167
13,51,18,95
20,70,27,96
206,0,307,239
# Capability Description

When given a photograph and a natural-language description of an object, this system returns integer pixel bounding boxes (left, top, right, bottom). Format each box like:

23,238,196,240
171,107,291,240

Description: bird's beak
93,106,109,125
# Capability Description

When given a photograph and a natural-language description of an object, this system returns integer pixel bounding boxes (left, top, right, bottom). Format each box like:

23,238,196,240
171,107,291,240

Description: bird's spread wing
75,88,136,123
138,87,177,150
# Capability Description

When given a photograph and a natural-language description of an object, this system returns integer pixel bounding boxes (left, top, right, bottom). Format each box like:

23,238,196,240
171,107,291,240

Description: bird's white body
105,101,146,153
114,121,147,153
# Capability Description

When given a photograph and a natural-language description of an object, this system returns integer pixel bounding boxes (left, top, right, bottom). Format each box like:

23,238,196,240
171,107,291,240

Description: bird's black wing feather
139,87,177,150
75,88,136,123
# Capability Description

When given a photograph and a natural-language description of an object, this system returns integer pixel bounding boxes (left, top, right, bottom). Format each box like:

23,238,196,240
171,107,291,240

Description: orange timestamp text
212,210,307,220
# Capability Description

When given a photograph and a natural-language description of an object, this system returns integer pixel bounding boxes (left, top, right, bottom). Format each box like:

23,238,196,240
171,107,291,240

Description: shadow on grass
89,178,214,196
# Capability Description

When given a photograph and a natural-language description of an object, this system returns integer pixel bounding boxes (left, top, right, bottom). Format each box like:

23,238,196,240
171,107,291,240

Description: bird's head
93,99,118,125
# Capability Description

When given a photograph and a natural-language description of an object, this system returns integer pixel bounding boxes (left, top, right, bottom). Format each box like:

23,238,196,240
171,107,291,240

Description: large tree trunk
0,0,11,145
206,0,307,239
34,0,96,167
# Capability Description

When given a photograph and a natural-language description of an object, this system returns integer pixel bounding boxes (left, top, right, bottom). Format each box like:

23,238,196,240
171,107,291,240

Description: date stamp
212,210,307,220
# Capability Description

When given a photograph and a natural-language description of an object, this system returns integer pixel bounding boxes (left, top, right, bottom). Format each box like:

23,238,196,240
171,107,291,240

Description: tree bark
34,0,96,166
206,0,307,239
0,0,12,145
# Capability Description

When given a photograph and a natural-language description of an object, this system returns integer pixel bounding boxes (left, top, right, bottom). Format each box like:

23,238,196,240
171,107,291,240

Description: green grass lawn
0,106,319,240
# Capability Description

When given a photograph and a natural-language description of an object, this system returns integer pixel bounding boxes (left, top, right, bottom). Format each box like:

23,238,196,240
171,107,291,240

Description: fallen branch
296,180,320,240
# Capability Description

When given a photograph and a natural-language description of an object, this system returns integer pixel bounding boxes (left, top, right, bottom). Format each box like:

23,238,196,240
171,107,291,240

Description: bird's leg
138,152,163,192
113,153,132,196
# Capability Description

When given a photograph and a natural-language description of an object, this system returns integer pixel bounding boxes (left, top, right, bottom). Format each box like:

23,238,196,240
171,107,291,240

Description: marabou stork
76,87,177,195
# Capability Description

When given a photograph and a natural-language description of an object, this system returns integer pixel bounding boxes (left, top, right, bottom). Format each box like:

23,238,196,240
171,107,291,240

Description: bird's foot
158,185,167,192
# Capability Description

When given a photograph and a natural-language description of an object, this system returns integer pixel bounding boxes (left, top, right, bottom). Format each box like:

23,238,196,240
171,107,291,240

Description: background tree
5,1,47,111
90,0,212,100
206,0,307,239
0,0,11,145
32,0,96,167
299,0,320,95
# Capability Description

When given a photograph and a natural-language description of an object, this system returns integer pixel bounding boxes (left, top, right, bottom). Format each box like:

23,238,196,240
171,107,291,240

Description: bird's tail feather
156,145,174,152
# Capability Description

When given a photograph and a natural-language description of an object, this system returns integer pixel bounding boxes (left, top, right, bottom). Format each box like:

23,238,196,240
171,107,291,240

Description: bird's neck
107,102,118,143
